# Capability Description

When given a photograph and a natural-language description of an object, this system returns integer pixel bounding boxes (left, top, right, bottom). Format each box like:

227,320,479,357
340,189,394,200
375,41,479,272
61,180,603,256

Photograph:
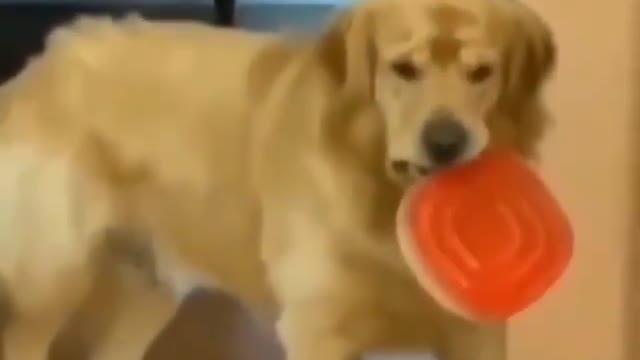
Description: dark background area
0,0,234,83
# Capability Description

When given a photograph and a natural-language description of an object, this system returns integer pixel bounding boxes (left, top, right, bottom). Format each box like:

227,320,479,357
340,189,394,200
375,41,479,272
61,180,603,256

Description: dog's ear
492,3,556,157
502,3,556,107
316,7,377,99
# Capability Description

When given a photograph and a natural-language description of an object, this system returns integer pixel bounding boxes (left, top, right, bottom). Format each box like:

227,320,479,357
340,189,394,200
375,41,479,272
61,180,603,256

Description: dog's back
1,15,276,179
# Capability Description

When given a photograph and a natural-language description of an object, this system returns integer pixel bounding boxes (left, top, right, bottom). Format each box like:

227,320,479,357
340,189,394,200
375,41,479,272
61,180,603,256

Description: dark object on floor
0,1,235,84
39,290,282,360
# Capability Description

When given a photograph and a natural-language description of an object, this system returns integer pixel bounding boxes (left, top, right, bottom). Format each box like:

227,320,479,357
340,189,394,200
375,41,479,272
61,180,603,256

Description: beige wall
508,0,637,359
630,4,640,358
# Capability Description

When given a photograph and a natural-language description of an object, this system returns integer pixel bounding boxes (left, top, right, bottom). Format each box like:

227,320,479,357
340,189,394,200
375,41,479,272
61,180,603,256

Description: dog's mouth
388,160,433,184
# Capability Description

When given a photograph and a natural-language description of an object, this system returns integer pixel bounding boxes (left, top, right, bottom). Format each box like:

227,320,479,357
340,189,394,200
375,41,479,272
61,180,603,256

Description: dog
0,0,555,359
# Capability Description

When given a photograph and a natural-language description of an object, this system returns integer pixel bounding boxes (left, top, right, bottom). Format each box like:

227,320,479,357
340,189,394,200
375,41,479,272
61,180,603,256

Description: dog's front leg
277,305,360,360
86,280,178,360
261,212,362,360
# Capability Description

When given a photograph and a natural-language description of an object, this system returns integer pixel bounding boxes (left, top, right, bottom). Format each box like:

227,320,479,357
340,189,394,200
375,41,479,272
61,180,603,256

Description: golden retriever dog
0,0,555,359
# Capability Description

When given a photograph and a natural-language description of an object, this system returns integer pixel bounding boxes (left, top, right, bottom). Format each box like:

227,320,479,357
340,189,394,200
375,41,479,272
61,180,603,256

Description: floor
142,292,282,360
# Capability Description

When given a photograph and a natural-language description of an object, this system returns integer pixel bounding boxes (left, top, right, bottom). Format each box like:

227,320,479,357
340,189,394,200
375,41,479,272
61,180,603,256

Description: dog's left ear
316,6,377,99
502,3,556,106
493,3,556,157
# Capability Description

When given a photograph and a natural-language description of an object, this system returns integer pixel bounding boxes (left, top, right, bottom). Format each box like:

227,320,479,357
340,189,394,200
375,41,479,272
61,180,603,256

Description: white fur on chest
152,242,216,300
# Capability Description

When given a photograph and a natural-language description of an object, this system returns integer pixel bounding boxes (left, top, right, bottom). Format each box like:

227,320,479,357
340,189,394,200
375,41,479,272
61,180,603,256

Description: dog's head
317,0,556,184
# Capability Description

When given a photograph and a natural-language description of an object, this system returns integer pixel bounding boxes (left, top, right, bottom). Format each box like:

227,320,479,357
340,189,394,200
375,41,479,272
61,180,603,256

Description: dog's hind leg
82,265,179,360
4,277,92,360
0,146,113,360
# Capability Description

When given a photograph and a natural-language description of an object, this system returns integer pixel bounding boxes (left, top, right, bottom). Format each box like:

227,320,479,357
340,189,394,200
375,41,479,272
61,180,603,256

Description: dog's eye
391,61,420,81
466,64,493,83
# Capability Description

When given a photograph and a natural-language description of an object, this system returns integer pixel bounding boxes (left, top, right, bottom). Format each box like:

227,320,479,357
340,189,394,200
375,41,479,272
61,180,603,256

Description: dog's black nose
421,115,468,165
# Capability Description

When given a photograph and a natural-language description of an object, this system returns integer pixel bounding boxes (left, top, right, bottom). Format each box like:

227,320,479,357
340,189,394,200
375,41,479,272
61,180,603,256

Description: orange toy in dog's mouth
396,150,573,322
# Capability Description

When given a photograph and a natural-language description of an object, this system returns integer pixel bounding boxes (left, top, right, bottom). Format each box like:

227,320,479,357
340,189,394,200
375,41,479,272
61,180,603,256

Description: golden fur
0,0,555,359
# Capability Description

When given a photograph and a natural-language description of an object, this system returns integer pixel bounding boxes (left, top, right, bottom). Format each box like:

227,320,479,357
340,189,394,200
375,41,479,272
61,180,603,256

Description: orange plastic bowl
397,150,573,321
